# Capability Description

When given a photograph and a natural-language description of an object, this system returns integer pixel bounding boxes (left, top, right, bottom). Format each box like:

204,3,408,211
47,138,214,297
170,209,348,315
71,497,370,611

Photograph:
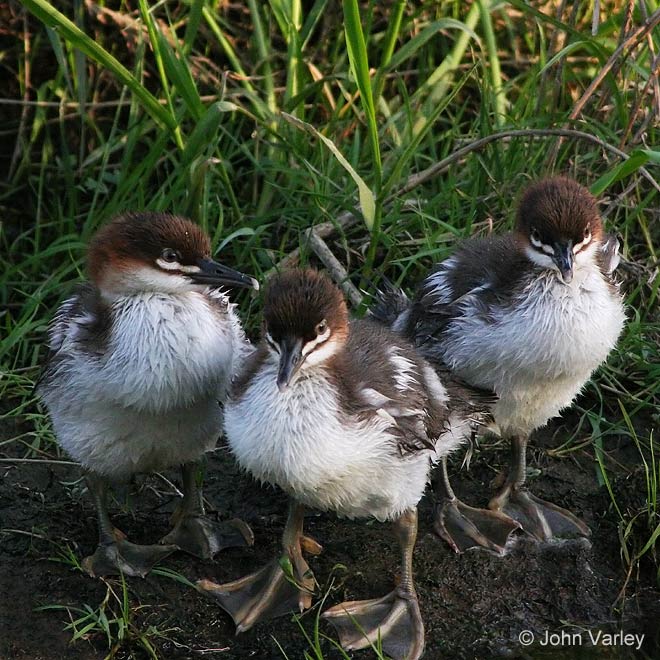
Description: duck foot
490,488,590,541
160,515,254,559
82,539,177,578
323,588,425,660
197,557,314,632
434,498,520,555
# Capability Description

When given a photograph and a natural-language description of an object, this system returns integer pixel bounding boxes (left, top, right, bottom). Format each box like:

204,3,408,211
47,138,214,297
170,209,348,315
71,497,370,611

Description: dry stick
0,458,75,466
569,7,660,122
306,231,363,307
275,209,358,271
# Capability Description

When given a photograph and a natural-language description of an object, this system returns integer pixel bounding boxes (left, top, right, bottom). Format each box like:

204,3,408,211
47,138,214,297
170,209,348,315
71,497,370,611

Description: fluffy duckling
198,269,493,659
388,177,625,550
38,212,257,577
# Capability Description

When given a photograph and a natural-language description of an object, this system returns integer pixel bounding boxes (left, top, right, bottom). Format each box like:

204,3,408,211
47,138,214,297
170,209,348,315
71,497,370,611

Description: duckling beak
552,242,574,284
276,337,304,392
191,258,259,290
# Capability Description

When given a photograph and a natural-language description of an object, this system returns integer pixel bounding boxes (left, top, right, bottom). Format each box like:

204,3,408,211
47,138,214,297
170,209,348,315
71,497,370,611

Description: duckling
388,177,625,550
198,269,493,659
37,212,257,577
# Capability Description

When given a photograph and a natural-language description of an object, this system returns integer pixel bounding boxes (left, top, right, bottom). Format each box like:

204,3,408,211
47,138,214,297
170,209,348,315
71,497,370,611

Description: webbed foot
82,539,177,578
160,515,253,559
490,488,590,541
323,588,424,660
434,498,520,555
197,556,314,632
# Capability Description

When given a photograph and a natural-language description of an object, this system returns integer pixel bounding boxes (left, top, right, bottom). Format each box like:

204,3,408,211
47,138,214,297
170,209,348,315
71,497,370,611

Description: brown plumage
87,212,211,285
515,176,603,248
233,268,493,456
373,175,625,554
211,268,497,659
263,269,349,345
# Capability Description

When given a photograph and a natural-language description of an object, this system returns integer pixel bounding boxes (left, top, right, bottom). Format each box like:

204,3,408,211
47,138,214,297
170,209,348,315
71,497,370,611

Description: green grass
2,0,660,657
37,574,174,659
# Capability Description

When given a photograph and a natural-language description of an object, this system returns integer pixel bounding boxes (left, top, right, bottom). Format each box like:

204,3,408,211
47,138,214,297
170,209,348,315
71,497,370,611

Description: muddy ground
1,415,658,660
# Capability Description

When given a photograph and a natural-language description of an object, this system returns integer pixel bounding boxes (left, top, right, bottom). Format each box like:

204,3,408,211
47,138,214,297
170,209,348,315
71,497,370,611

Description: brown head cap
515,177,603,245
87,212,211,284
263,269,349,344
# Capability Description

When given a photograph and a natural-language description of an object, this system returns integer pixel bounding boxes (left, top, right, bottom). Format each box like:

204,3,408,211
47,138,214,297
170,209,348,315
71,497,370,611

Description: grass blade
22,0,176,132
342,0,381,187
282,112,375,229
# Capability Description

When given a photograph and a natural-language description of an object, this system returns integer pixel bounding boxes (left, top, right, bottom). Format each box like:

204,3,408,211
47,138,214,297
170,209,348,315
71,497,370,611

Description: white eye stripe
156,258,181,271
180,264,201,274
573,234,592,253
156,259,201,274
530,235,554,254
302,328,331,356
265,332,280,353
531,241,554,255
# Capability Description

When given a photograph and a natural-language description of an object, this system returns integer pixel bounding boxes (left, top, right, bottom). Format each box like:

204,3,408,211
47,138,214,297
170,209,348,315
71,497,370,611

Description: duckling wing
336,319,439,454
598,232,621,276
36,283,110,392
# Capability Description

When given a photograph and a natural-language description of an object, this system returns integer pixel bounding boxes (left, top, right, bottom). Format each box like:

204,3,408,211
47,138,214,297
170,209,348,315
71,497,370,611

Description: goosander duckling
38,212,257,577
389,177,625,550
198,268,493,659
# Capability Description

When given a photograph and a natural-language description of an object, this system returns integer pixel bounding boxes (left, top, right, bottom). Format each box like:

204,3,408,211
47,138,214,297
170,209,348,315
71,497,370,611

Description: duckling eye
530,228,541,246
161,248,181,263
315,320,328,336
583,227,591,242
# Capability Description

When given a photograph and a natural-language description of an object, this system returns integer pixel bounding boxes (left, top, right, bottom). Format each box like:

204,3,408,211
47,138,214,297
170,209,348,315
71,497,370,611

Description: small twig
275,208,359,271
568,7,660,122
0,458,76,466
404,128,660,195
306,231,364,307
152,471,184,498
0,528,51,541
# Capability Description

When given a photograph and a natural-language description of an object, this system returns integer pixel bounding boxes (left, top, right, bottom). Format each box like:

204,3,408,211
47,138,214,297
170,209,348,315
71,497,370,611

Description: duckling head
87,212,258,300
263,269,349,391
515,177,603,284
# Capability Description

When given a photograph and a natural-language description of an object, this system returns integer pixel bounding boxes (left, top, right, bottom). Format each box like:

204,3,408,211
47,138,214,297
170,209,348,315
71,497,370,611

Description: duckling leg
197,501,316,632
160,462,253,558
82,473,177,578
433,456,520,555
323,509,425,660
489,435,590,541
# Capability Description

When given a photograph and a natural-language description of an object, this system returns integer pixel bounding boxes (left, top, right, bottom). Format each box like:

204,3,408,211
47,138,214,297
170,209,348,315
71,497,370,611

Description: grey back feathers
374,177,625,437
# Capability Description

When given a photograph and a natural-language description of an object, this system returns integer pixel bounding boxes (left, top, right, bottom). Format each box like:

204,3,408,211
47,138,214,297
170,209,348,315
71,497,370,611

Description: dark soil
1,417,658,660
